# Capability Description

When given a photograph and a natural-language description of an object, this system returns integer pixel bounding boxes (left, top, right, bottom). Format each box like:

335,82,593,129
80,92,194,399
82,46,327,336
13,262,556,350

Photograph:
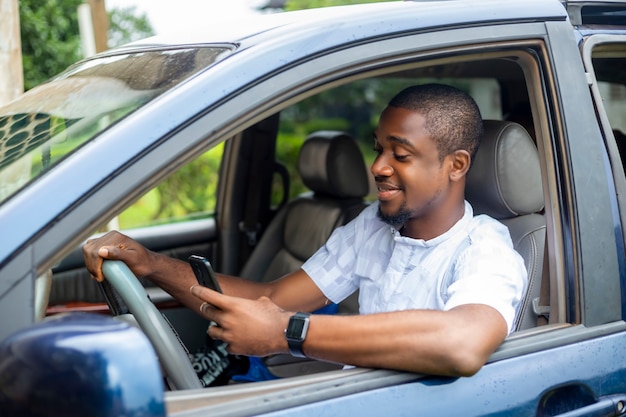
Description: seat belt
239,145,265,247
238,115,280,258
534,241,551,326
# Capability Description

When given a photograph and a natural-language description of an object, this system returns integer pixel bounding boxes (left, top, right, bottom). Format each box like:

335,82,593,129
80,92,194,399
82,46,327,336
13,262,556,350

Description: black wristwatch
285,312,311,358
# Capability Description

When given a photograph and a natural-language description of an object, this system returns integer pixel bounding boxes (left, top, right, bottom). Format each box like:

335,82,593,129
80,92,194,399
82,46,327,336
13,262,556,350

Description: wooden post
0,0,24,104
0,0,29,202
88,0,109,52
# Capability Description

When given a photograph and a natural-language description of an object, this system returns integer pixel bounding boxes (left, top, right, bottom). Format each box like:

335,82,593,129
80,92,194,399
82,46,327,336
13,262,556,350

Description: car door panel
253,330,626,417
49,218,218,307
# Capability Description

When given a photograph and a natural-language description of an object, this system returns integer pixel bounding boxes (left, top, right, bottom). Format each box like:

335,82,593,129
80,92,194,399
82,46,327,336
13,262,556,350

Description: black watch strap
285,312,311,358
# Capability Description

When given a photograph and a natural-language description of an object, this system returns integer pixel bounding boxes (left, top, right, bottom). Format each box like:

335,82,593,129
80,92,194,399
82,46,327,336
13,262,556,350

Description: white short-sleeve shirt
301,201,527,333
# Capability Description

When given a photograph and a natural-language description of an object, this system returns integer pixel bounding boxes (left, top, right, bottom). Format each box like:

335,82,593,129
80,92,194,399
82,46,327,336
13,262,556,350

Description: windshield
0,46,232,205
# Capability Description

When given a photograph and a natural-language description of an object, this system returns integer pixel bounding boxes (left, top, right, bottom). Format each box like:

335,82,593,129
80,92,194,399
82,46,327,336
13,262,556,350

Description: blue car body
1,0,625,415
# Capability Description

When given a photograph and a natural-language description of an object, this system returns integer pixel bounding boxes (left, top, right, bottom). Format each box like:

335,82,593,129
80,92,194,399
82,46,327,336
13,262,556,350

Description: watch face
286,316,308,340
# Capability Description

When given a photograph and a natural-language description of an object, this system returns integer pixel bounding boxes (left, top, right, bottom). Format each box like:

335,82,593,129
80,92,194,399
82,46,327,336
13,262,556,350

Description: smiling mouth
376,182,402,201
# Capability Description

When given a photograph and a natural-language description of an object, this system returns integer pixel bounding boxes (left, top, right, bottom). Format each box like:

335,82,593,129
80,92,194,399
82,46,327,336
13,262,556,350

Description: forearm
145,252,273,313
299,305,507,377
142,252,203,312
84,231,278,312
191,284,506,376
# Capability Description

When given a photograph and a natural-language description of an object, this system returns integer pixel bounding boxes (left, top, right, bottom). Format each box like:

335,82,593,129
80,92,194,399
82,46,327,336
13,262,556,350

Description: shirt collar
391,201,474,246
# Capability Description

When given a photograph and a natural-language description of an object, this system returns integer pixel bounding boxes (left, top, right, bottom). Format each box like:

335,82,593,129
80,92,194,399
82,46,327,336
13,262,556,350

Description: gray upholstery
466,120,546,331
466,121,544,218
298,131,370,198
240,130,369,293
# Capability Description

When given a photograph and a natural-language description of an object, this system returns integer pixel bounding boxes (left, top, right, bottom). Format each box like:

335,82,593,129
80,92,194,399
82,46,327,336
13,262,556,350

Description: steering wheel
101,260,202,390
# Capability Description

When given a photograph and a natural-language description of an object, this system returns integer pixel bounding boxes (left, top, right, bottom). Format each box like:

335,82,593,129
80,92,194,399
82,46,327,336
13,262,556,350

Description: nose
371,154,393,178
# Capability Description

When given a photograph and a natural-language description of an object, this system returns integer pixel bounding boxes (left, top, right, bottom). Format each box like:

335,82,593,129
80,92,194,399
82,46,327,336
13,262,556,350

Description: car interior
41,42,626,387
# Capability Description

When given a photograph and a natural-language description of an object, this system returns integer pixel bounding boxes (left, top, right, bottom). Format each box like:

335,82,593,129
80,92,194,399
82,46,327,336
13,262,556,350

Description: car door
163,12,626,417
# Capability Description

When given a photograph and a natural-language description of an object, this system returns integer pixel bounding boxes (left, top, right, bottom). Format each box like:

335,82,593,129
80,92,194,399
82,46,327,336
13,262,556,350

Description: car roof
105,0,568,54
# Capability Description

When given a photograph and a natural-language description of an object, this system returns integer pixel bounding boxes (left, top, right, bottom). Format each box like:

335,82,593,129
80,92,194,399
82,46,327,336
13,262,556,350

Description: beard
377,203,412,228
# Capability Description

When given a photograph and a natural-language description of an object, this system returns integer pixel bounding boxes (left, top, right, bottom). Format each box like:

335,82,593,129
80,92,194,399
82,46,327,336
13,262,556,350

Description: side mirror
0,313,166,417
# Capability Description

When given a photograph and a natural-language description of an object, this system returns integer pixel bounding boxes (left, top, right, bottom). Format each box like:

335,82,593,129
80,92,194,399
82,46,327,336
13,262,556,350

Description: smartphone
188,255,223,293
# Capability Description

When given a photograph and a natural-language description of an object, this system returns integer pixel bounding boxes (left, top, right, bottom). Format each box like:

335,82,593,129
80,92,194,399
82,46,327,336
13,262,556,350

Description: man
83,84,526,377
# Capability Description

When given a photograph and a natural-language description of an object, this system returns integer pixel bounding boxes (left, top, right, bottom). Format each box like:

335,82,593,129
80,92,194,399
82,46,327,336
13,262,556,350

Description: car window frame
1,20,556,345
580,33,626,322
116,21,621,345
579,32,626,320
6,16,624,381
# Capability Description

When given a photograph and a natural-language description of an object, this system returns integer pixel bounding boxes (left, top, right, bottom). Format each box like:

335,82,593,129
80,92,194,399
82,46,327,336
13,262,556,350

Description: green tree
19,0,154,90
108,6,154,48
20,0,83,90
285,0,396,10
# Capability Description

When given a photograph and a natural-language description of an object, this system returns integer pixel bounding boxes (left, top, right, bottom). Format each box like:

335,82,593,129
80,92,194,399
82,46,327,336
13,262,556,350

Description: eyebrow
373,132,415,149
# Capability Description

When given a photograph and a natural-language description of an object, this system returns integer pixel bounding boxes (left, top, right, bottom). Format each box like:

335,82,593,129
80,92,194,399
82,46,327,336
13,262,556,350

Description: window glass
114,143,224,230
598,80,626,143
0,46,232,206
591,46,626,158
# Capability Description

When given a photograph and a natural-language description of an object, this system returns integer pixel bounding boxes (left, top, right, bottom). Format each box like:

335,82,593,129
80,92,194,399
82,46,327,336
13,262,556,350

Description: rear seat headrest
298,130,369,199
466,120,544,219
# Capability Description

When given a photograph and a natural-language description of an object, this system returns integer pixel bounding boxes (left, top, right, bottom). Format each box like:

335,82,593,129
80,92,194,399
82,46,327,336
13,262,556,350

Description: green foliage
118,145,224,229
108,7,154,48
20,0,83,90
280,78,415,144
285,0,396,10
19,0,155,90
303,118,350,135
153,149,221,220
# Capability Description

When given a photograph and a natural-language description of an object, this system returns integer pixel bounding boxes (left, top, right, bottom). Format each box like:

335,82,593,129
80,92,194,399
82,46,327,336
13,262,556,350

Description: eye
372,140,382,155
394,153,409,161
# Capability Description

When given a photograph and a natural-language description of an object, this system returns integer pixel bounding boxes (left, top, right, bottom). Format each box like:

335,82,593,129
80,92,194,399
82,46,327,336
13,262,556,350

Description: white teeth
377,184,397,192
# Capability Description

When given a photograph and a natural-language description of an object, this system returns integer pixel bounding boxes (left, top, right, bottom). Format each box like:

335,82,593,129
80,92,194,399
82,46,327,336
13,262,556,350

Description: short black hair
387,83,483,161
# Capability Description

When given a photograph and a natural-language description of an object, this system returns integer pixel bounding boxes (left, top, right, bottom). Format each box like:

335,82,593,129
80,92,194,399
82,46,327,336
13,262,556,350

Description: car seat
240,130,370,312
465,120,546,331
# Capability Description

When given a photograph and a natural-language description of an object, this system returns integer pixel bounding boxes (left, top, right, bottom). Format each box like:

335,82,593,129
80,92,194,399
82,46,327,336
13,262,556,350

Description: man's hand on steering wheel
83,231,155,282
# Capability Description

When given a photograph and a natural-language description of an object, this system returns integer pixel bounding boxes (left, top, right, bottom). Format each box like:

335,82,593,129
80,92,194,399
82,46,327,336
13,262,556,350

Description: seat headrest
466,120,544,219
298,130,369,199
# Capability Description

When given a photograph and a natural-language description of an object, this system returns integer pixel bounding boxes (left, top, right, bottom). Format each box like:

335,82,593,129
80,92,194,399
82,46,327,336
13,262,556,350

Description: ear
448,150,471,182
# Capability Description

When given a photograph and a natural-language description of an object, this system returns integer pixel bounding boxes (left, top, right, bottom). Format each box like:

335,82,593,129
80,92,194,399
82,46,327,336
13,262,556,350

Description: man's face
372,106,453,228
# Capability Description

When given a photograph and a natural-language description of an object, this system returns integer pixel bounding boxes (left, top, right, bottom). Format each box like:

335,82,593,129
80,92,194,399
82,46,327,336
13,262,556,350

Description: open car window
113,143,225,231
274,77,502,205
